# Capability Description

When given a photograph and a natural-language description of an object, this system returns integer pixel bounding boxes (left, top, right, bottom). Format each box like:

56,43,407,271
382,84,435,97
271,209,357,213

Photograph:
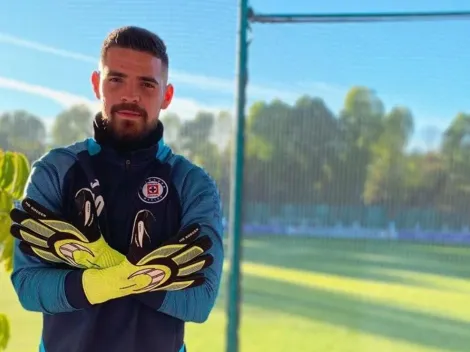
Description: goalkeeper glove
82,209,213,305
9,189,124,269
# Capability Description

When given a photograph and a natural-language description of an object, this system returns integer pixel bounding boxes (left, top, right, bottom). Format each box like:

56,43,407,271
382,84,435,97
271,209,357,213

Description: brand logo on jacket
138,177,169,204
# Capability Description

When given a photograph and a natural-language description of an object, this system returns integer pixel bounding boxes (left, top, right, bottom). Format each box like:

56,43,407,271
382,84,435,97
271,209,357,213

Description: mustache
111,103,147,117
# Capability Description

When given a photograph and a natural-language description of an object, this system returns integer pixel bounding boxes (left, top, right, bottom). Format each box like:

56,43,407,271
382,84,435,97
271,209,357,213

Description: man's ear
91,71,101,99
161,84,174,110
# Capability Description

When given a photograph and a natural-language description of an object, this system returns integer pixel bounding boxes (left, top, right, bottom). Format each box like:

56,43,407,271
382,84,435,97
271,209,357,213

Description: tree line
1,86,470,221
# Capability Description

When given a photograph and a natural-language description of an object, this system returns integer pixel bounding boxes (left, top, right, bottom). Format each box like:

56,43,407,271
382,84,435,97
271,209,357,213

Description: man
9,26,224,352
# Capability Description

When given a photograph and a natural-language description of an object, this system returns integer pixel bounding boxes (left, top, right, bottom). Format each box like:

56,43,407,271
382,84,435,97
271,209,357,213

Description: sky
0,0,469,150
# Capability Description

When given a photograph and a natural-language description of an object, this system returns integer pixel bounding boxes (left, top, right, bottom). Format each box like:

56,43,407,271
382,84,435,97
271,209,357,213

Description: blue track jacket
10,115,224,352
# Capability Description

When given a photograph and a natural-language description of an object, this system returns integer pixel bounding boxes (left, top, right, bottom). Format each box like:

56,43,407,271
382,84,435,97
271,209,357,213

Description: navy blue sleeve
135,160,224,323
10,145,86,314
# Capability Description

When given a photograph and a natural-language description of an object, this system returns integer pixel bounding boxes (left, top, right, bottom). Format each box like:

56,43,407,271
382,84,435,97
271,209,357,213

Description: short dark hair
100,26,169,69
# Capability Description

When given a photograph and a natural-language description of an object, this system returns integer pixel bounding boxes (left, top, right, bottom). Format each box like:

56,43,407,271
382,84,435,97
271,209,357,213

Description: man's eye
142,82,155,89
109,77,122,83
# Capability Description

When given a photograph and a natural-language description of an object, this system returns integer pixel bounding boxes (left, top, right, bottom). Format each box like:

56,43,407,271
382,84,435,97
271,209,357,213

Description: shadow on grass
238,274,470,352
241,236,470,286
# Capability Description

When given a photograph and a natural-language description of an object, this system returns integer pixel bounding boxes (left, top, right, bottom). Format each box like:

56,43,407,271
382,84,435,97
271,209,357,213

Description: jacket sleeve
134,165,225,323
10,151,80,314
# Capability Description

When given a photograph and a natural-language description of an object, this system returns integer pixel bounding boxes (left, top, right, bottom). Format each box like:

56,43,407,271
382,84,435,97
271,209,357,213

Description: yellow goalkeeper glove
9,189,124,269
82,210,213,305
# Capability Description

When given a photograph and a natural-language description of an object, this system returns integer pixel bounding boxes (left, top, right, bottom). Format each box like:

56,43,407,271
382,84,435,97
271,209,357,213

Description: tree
50,104,94,147
160,112,182,153
211,110,232,150
439,113,470,212
0,149,31,351
0,110,46,163
363,106,414,209
402,151,447,209
326,87,385,205
242,96,341,204
176,112,226,185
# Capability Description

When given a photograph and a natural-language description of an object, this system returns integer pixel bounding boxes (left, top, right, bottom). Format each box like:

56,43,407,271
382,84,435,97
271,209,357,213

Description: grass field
2,236,470,352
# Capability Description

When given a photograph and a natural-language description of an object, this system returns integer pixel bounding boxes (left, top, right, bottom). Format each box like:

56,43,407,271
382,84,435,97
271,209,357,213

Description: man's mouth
117,110,142,119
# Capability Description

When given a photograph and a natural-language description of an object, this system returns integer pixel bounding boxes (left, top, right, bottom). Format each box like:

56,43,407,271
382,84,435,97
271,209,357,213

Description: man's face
91,47,173,141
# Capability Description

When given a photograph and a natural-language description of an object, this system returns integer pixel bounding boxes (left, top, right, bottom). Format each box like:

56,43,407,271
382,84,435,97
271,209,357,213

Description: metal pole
226,0,249,351
249,10,470,24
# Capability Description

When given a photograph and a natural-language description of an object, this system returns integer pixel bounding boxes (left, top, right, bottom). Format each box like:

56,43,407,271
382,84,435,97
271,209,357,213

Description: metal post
249,10,470,24
226,0,249,351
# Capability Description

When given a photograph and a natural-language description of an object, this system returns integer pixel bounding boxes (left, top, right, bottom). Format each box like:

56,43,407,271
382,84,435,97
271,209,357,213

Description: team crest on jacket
138,177,169,204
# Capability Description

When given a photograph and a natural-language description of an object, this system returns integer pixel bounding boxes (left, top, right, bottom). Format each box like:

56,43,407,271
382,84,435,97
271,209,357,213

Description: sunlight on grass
185,303,446,352
373,268,470,293
227,261,470,322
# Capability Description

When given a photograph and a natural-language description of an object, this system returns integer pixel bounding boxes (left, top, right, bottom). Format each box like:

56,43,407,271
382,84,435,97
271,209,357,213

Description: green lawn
2,236,470,352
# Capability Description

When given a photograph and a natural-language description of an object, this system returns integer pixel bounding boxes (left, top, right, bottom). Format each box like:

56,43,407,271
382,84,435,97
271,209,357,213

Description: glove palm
10,189,124,269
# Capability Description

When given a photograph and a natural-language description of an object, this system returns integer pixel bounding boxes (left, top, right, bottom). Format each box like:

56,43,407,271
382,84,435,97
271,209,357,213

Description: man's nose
121,86,141,103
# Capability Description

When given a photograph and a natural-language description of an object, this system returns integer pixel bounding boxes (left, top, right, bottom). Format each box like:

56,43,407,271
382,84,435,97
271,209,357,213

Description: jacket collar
88,112,171,165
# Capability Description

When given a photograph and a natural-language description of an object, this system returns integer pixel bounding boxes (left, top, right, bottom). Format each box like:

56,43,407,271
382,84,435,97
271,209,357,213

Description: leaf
0,236,13,273
0,212,11,245
0,190,13,245
10,152,30,200
0,313,10,351
0,149,12,351
0,152,16,192
0,190,13,213
0,150,4,177
0,206,13,272
0,192,13,272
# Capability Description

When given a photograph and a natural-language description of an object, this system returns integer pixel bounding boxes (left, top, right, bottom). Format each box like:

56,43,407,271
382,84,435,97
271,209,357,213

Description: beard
103,103,154,142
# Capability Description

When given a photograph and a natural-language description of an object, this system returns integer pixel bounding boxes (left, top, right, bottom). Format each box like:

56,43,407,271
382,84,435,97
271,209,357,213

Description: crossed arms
10,152,224,323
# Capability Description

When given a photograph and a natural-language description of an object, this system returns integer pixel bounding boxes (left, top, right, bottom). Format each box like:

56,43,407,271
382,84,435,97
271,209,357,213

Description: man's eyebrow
139,76,159,85
105,70,159,85
106,70,126,77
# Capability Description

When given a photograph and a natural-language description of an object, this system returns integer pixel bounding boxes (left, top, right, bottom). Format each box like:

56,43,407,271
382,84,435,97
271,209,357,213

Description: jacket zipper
123,158,133,248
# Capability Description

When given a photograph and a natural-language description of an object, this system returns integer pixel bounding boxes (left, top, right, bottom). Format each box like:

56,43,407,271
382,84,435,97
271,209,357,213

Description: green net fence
1,1,470,352
234,5,470,352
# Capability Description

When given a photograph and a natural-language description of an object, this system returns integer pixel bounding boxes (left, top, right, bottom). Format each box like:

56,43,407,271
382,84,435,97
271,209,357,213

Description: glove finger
10,223,51,248
11,213,89,246
12,223,88,266
18,241,65,265
136,235,212,267
9,208,47,229
143,249,214,275
175,253,214,276
154,274,207,291
73,188,101,241
21,237,90,269
10,199,61,236
168,236,213,265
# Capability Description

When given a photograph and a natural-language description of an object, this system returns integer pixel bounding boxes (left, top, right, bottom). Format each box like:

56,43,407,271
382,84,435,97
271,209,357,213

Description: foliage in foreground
0,149,31,351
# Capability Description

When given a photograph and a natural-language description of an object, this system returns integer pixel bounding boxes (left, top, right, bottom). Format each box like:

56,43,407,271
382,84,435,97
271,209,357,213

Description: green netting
235,5,470,352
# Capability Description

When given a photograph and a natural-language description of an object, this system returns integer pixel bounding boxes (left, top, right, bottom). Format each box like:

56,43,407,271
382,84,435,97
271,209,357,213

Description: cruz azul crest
138,177,169,204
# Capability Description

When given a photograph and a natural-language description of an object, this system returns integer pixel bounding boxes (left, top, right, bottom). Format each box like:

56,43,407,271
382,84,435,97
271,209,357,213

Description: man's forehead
101,47,164,78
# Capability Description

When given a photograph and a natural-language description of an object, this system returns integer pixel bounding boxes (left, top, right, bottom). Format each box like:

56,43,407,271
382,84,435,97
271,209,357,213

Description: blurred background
1,0,470,351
